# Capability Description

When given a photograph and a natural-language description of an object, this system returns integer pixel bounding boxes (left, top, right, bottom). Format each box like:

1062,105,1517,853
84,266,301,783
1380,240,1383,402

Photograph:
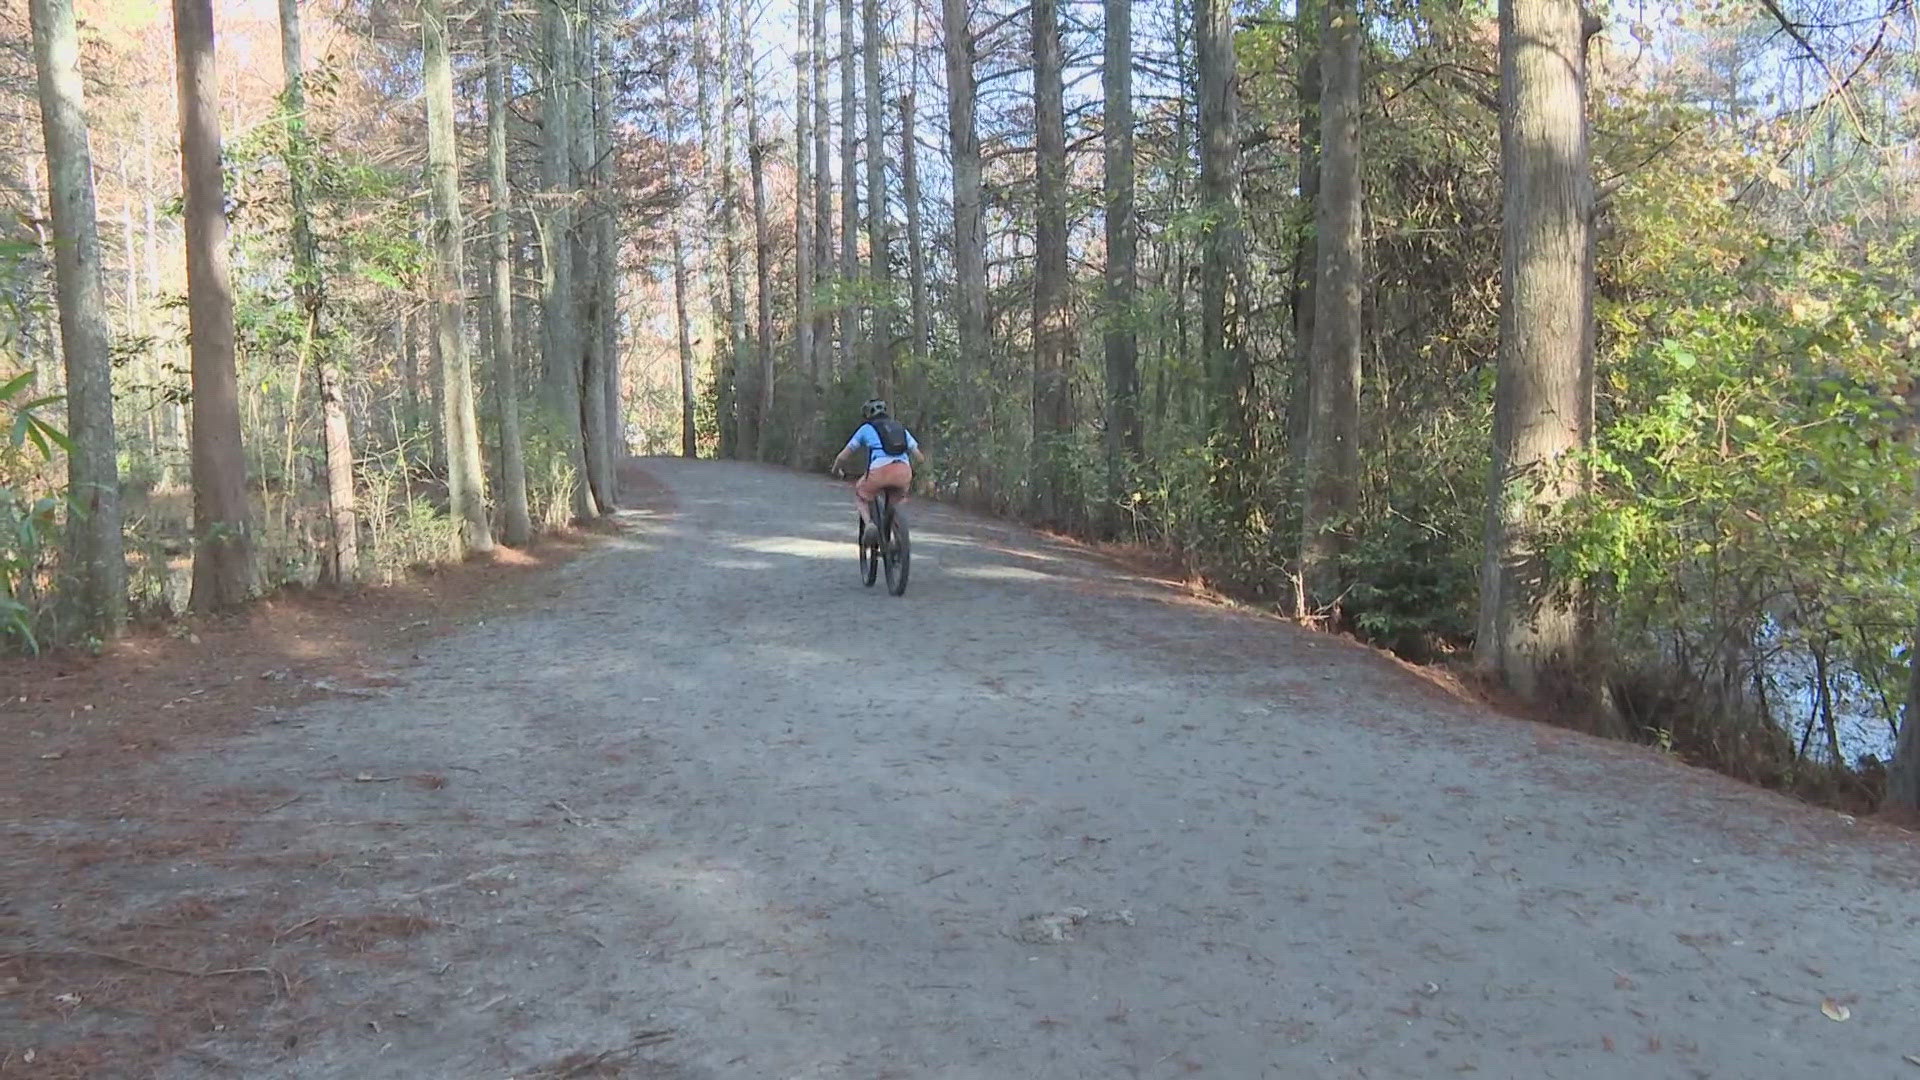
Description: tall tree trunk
594,3,621,501
1286,0,1323,477
1032,0,1071,525
1476,0,1596,697
795,25,816,404
863,0,892,393
900,88,928,361
486,0,533,546
574,0,613,512
693,1,735,457
423,0,494,554
1890,608,1920,812
400,311,420,446
717,0,748,455
813,0,833,379
1297,0,1363,616
1102,0,1141,524
277,0,357,585
746,50,777,460
943,0,986,369
839,0,859,378
675,223,699,458
173,0,252,611
1196,0,1255,531
541,0,594,518
1169,0,1194,432
30,0,125,636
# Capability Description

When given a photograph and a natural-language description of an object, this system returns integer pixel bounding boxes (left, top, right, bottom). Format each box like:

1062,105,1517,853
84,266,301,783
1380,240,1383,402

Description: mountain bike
859,486,910,596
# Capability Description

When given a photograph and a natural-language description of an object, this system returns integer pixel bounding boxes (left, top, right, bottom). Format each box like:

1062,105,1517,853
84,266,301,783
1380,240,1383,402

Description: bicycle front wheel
883,510,910,596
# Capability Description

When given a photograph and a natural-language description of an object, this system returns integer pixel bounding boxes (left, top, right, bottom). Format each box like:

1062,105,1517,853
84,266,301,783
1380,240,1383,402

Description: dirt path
9,457,1920,1078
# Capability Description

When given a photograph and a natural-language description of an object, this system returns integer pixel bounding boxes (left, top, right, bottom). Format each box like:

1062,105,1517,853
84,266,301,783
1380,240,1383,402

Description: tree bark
746,47,777,460
943,0,987,368
795,25,815,406
400,311,420,447
863,0,892,393
1297,0,1363,616
901,88,928,361
541,0,594,518
1032,0,1071,525
1285,0,1323,479
594,2,621,502
30,0,126,635
693,1,734,456
486,0,533,546
276,0,358,584
839,0,860,378
1476,0,1596,698
1196,0,1252,465
813,0,833,380
1102,0,1141,522
717,0,748,455
422,0,494,554
574,0,614,512
675,224,699,458
1890,610,1920,811
173,0,253,611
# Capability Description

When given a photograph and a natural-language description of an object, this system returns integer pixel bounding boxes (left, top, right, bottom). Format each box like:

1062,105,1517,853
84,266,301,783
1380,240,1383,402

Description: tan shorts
855,461,912,515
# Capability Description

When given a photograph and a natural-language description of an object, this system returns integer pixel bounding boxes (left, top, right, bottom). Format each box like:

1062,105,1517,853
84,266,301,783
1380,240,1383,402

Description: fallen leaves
1820,998,1851,1022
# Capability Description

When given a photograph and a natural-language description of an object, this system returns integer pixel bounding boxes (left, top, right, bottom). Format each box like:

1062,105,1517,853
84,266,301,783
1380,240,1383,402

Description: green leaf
0,371,33,402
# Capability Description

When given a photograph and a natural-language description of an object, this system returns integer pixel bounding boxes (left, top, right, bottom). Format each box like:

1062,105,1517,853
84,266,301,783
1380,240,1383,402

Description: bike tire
884,509,910,596
861,507,880,587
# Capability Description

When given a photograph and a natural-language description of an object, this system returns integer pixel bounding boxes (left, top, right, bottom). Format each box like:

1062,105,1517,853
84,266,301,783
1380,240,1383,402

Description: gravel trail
164,458,1920,1078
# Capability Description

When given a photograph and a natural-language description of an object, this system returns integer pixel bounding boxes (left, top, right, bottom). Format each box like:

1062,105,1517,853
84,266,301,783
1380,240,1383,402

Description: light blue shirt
845,422,919,469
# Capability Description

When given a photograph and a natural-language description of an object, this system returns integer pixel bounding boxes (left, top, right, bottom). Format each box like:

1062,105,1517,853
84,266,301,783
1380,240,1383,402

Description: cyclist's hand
830,466,846,480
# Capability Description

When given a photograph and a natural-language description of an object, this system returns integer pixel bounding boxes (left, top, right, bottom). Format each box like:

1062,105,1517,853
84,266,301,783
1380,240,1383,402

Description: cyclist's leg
853,468,876,530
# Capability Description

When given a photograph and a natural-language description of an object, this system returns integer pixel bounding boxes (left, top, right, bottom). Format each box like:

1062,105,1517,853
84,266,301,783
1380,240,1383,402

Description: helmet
862,399,889,420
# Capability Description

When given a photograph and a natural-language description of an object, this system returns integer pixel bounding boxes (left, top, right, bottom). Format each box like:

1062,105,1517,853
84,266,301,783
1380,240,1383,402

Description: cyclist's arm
832,431,865,475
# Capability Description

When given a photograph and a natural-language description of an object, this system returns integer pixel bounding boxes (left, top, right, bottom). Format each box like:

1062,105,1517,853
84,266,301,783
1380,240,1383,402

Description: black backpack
865,418,910,456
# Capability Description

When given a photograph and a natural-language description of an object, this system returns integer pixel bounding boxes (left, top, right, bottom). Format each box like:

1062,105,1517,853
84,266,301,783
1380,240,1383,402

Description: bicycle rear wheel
883,506,910,596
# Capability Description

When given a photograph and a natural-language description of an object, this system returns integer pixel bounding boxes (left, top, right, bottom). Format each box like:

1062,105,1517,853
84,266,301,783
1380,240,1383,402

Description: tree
942,0,986,369
674,222,699,458
173,0,253,611
1475,0,1597,697
1031,0,1071,524
744,20,776,459
1285,0,1322,473
839,0,859,377
1891,635,1920,812
863,0,892,391
422,0,494,554
593,10,621,496
1297,0,1364,615
486,0,533,546
1101,0,1141,522
1195,0,1252,485
277,0,358,584
900,88,928,361
813,0,833,378
795,23,816,404
575,1,615,512
713,0,749,454
29,0,126,637
541,0,595,518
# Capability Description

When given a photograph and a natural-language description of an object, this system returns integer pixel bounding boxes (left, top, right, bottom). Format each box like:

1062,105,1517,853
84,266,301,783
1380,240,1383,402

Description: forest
3,0,1918,811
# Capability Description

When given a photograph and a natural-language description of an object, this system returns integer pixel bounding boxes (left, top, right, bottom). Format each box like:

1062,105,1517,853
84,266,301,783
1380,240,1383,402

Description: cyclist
831,399,924,544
